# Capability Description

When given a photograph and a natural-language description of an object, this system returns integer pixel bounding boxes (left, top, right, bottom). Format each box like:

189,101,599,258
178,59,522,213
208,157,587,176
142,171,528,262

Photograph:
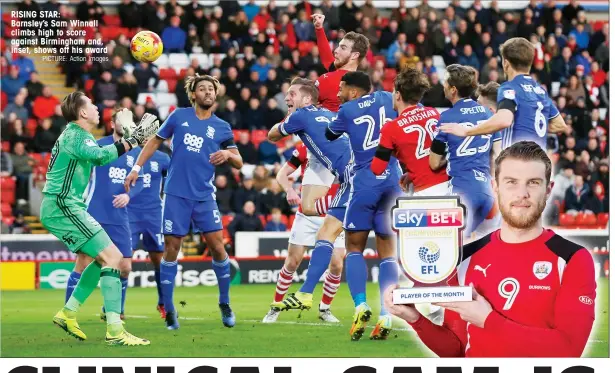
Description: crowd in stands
0,0,610,238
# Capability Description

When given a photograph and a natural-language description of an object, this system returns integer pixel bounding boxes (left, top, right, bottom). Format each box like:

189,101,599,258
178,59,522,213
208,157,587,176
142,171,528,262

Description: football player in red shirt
385,141,597,357
371,68,449,196
262,143,345,324
311,14,369,112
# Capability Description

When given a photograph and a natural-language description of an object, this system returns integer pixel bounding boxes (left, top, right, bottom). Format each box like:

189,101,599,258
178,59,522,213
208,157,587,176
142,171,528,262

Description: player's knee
329,255,343,275
97,245,122,268
119,259,132,277
285,255,301,272
74,252,93,273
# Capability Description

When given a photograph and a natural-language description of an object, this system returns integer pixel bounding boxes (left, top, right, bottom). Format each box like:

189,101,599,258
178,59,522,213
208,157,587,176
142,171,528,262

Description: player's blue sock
212,255,231,304
379,257,398,316
299,240,333,293
154,268,163,305
120,277,128,314
346,252,367,307
65,271,81,303
160,259,178,313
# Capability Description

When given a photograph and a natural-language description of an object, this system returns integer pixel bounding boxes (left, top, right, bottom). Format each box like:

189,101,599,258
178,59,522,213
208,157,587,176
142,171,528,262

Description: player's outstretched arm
440,109,514,138
371,144,393,175
480,249,596,357
548,114,568,133
73,135,131,167
312,14,335,71
124,136,163,192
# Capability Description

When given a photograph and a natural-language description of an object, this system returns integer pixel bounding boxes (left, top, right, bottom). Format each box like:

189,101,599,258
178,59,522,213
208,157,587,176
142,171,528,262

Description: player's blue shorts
328,179,351,222
344,185,401,235
162,194,222,236
454,187,495,237
130,217,163,252
101,223,132,258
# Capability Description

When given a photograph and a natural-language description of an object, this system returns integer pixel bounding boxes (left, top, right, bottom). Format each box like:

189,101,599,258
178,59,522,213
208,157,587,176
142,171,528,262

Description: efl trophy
392,196,472,304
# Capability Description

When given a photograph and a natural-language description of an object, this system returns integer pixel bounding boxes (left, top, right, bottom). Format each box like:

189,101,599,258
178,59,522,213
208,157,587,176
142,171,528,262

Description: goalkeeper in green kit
41,92,159,346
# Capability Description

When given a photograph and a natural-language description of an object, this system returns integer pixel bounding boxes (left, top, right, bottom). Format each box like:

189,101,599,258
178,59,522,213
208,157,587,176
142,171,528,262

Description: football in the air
130,31,163,63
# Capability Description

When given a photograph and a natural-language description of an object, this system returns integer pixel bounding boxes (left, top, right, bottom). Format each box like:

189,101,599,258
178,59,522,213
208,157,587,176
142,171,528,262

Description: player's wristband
125,137,138,149
131,164,142,174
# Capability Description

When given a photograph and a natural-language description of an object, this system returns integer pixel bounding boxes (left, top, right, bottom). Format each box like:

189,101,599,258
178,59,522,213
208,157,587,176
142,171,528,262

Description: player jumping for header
429,65,502,241
385,141,596,357
439,38,568,149
124,75,243,330
326,71,402,341
41,92,158,346
267,78,352,315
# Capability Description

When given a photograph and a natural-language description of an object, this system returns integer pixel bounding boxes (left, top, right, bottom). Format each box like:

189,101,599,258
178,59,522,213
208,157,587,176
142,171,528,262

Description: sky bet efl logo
393,207,465,229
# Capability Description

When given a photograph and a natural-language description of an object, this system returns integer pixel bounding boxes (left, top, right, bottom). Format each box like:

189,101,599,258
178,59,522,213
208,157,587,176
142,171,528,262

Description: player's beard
334,54,350,69
499,195,546,230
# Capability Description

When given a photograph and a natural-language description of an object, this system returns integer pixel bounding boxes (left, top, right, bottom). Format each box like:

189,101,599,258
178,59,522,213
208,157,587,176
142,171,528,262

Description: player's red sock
274,266,295,302
320,272,341,308
315,195,332,216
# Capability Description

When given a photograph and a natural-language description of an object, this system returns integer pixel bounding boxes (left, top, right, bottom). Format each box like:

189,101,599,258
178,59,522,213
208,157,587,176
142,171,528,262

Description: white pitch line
113,314,607,343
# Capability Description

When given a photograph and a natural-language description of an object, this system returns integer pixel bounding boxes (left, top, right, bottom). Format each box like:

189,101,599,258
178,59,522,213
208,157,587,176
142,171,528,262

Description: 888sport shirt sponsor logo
184,133,204,153
108,167,127,184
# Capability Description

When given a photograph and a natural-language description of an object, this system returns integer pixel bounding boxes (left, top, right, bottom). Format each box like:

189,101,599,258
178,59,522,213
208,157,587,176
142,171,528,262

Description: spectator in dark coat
118,0,142,28
228,201,263,238
232,180,261,214
215,175,234,214
422,73,450,108
33,118,57,153
133,62,159,93
564,175,591,214
236,131,259,165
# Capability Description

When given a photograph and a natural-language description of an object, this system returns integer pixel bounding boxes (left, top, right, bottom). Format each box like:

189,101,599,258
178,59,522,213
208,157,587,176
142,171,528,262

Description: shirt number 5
498,277,520,311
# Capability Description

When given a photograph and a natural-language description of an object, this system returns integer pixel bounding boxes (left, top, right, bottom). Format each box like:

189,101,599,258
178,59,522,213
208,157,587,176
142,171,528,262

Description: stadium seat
189,53,210,69
137,93,156,105
158,105,170,121
153,54,169,68
597,213,609,227
178,68,188,79
251,129,268,148
169,53,190,69
559,213,575,227
1,91,7,111
2,141,10,152
103,15,121,26
157,93,178,107
84,79,95,95
222,215,234,228
382,79,394,92
298,41,316,56
1,203,12,217
103,107,114,123
575,212,597,227
0,188,15,205
159,68,177,80
30,153,43,166
233,130,249,141
288,214,295,228
26,119,38,137
384,68,397,80
166,78,178,92
2,216,15,226
259,215,267,227
156,79,169,93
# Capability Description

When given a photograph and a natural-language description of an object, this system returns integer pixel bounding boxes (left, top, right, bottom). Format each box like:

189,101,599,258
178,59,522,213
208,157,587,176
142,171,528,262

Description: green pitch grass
1,280,609,357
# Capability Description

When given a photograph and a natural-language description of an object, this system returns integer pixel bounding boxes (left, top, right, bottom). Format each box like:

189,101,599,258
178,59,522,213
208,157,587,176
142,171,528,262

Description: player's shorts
289,212,345,248
101,223,133,258
303,156,336,186
412,182,449,197
344,185,401,235
40,196,112,258
162,194,222,236
130,217,164,252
